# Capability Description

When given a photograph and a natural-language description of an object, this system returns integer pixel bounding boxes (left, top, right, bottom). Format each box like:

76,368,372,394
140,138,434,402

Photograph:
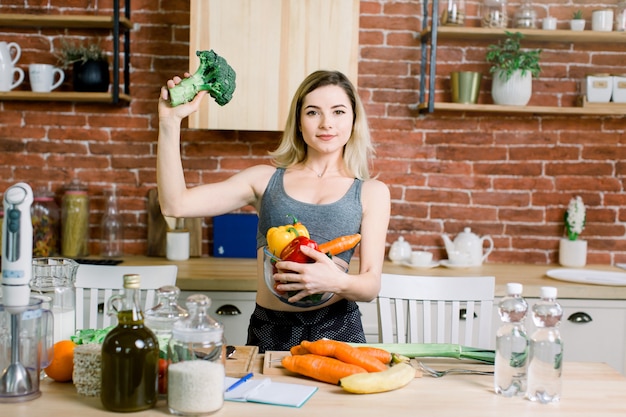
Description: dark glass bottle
101,274,159,412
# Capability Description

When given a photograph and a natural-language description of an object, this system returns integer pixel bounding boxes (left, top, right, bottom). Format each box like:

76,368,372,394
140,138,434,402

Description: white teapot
442,227,494,266
388,236,412,263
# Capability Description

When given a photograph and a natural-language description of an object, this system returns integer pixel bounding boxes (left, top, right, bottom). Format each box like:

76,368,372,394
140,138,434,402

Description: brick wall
1,0,624,265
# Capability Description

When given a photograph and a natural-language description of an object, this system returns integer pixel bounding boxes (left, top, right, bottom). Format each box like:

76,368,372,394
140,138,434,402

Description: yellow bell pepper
266,215,310,256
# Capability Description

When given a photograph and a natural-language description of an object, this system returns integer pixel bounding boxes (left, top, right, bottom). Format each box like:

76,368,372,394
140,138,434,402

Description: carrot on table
301,339,387,373
281,354,367,385
356,346,392,364
290,344,309,356
317,233,361,256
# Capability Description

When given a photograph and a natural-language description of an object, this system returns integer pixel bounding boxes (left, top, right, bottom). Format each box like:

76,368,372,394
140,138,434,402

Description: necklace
304,165,325,178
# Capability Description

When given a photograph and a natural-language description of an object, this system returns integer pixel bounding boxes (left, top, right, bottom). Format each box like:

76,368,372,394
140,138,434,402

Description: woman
157,70,390,352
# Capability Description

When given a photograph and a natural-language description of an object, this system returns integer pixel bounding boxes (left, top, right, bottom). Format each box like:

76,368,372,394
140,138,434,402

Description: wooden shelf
0,91,131,104
420,26,626,44
416,102,626,116
0,13,132,30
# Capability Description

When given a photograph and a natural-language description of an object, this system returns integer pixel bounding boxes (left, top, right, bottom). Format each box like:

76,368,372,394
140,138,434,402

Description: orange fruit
44,340,77,382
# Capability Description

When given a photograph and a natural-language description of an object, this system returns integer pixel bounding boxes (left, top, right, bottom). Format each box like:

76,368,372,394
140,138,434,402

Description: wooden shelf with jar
416,9,626,116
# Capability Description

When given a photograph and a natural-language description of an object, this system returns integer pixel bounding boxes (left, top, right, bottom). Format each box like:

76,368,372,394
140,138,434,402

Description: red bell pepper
280,235,319,263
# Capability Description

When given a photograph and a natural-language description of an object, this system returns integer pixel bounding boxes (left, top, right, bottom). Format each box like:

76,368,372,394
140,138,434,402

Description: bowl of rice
263,247,334,307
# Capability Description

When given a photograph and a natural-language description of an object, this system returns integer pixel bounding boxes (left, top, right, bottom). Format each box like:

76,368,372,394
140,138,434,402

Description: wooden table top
4,359,626,417
118,256,626,299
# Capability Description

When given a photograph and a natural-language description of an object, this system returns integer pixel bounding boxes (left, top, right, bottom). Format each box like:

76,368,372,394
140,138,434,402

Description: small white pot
559,238,587,268
570,19,586,31
491,69,532,106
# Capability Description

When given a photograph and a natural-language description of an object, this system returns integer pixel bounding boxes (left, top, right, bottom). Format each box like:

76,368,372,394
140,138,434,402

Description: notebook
223,376,317,408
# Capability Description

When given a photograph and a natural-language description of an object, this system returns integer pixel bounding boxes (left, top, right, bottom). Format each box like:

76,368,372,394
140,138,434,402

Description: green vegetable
349,343,495,364
168,49,236,107
71,326,115,344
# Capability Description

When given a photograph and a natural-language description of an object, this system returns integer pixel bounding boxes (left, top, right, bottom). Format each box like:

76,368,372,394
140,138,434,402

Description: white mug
592,9,614,32
0,63,24,92
0,41,21,66
29,64,64,92
542,16,557,30
410,250,433,266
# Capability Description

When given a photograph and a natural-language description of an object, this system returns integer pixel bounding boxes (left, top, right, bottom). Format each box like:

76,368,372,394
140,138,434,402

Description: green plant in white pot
559,196,587,267
485,31,541,106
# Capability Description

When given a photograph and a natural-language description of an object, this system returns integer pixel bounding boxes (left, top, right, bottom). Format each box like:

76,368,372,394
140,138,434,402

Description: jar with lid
513,0,536,29
440,0,466,26
168,294,225,416
61,178,89,257
144,285,188,396
616,1,626,31
32,187,61,257
481,0,508,28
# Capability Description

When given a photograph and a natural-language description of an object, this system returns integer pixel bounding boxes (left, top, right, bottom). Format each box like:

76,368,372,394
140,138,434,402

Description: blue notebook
224,376,317,408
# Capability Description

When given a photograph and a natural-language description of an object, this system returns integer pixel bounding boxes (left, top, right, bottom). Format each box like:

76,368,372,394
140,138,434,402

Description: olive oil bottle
101,274,159,412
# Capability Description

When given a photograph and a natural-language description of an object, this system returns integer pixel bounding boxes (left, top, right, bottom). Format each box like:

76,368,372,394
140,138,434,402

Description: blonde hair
269,70,374,180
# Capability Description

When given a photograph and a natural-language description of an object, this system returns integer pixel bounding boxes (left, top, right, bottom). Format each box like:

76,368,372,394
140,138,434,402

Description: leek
350,343,495,364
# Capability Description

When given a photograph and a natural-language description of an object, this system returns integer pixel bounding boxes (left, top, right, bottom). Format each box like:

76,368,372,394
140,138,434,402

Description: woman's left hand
273,245,345,303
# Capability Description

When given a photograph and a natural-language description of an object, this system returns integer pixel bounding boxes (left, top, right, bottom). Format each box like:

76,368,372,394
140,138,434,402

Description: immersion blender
0,182,34,396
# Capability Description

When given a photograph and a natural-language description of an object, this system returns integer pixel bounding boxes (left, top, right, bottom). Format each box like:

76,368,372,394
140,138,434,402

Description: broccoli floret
168,49,236,107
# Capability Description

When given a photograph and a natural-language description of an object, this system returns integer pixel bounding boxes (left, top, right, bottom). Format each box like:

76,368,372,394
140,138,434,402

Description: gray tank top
256,168,363,263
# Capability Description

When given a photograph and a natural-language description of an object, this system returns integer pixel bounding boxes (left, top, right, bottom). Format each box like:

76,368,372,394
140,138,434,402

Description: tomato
158,358,168,395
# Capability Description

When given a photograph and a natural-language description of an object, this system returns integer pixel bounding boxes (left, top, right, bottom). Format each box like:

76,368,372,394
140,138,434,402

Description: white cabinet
492,298,626,375
180,291,256,346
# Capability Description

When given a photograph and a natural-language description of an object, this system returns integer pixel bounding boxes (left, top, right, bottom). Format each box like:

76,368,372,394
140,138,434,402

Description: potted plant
559,196,587,267
56,40,110,93
570,10,586,31
485,31,541,106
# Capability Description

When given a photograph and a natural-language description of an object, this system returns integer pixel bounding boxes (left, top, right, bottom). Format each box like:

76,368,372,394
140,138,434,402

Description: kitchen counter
118,256,626,300
4,358,626,416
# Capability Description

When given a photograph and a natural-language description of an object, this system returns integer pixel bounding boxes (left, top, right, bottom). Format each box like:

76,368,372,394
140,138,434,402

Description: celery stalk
349,343,495,364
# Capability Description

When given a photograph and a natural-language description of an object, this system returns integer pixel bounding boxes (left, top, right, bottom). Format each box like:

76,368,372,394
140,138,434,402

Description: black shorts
246,299,366,353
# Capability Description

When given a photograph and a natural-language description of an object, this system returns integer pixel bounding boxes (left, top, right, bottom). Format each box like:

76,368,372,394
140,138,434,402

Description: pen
225,372,254,392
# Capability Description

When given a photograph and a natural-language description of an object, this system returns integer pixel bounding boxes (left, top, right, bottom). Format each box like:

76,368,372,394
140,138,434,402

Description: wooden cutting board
262,351,422,377
225,345,259,377
146,188,202,257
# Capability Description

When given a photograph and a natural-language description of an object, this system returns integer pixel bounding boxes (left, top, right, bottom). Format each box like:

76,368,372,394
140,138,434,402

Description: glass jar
513,0,536,29
617,0,626,31
100,187,123,257
61,178,89,257
481,0,508,28
168,294,225,416
144,285,188,395
32,187,61,257
440,0,466,26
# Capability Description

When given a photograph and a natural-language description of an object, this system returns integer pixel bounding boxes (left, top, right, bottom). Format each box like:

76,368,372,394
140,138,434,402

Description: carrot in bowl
317,233,361,256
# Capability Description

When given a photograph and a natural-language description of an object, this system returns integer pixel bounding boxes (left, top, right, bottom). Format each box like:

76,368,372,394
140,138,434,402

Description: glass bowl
263,247,334,307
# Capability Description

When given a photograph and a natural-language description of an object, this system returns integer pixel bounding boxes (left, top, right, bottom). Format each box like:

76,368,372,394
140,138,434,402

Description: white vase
491,69,532,106
559,238,587,267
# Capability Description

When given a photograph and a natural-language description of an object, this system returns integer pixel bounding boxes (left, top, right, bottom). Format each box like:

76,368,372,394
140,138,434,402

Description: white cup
29,64,64,92
410,250,433,266
542,16,557,30
166,230,190,261
0,41,21,66
592,9,614,32
0,63,24,92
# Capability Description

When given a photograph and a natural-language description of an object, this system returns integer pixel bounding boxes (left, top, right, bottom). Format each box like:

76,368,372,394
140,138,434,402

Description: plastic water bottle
494,282,529,397
526,286,563,404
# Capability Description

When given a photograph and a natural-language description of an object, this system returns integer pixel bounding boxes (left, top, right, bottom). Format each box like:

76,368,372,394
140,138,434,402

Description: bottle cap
506,282,523,295
123,274,141,289
540,286,557,299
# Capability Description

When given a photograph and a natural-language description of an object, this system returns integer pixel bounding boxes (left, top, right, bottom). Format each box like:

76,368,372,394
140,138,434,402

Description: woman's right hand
158,73,208,121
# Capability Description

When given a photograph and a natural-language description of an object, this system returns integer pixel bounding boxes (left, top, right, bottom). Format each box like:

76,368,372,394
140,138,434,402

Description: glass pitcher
0,297,53,402
30,257,79,343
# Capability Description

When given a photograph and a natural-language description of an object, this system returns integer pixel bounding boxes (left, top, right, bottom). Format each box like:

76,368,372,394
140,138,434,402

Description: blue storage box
212,213,258,258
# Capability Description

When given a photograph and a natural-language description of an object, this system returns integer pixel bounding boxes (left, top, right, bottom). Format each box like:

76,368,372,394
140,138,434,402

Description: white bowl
263,247,333,307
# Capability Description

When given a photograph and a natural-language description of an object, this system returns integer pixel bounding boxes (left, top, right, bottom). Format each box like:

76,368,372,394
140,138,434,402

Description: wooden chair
376,273,495,348
75,264,178,330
